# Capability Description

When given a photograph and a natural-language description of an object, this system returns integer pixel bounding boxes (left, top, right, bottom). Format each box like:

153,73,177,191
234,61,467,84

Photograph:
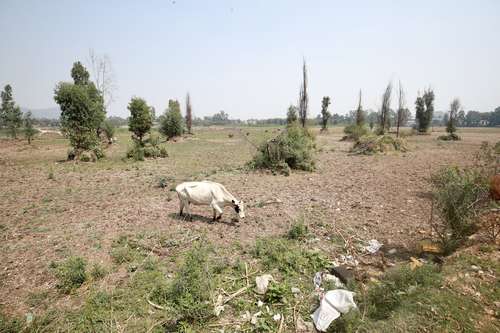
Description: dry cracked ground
1,126,499,321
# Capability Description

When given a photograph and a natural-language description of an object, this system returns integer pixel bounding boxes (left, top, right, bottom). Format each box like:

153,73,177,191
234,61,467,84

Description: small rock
257,300,264,307
273,313,281,321
330,265,354,284
388,248,397,255
471,265,480,271
291,287,301,294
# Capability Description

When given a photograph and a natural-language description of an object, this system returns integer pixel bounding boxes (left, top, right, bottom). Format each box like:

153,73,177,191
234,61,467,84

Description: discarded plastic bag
311,290,357,332
364,239,383,254
255,274,274,294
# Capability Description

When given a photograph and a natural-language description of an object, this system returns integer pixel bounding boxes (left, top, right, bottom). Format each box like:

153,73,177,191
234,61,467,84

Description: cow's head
232,199,245,219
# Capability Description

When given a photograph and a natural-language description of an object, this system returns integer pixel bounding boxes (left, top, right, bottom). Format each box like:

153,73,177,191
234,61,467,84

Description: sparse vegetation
320,96,331,131
23,111,38,144
53,256,87,294
430,166,490,253
101,119,115,144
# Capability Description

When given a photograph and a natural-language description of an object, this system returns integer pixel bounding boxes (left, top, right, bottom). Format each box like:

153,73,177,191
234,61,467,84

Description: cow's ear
232,199,235,203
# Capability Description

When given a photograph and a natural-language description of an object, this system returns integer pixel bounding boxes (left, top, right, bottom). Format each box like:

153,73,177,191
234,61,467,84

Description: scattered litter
291,287,301,294
251,311,262,325
388,248,397,255
419,240,442,254
410,257,423,270
273,313,281,321
255,274,274,294
338,254,359,266
214,294,225,316
313,272,323,289
296,316,315,332
323,274,345,288
257,300,264,307
311,290,357,331
364,239,383,254
471,265,480,271
26,313,33,325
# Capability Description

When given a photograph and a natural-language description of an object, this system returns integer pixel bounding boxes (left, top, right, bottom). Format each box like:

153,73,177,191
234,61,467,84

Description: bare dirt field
1,126,499,332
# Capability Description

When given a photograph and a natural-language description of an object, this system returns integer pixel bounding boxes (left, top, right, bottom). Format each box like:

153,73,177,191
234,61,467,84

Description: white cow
175,181,245,222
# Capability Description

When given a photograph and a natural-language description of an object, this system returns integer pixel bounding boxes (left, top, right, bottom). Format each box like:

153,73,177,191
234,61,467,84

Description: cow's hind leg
179,200,185,217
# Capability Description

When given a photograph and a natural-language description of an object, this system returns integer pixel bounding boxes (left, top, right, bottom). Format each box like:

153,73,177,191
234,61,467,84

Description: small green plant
438,133,460,141
431,166,490,253
89,263,107,280
287,220,308,240
53,256,87,293
351,135,407,155
264,282,289,303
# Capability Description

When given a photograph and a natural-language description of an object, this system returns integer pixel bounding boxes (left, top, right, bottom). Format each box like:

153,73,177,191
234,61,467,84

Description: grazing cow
175,181,245,221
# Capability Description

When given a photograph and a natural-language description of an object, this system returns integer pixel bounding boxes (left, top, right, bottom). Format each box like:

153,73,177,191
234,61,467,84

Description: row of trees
0,85,37,142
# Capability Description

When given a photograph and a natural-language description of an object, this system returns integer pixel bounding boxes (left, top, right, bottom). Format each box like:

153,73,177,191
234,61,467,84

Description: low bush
89,263,107,280
250,124,315,175
431,166,490,253
341,124,369,141
437,133,461,141
126,135,168,161
350,135,407,155
53,256,87,294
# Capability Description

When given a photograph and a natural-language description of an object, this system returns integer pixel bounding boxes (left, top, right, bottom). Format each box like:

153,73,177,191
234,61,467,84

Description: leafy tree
286,105,298,125
457,110,466,127
465,111,481,127
1,85,23,138
415,89,434,133
185,93,193,134
320,96,331,131
447,98,460,135
378,82,392,135
355,90,364,126
159,99,184,139
489,107,500,126
54,62,105,158
396,82,406,137
24,111,37,144
212,110,229,124
298,60,309,127
127,97,152,144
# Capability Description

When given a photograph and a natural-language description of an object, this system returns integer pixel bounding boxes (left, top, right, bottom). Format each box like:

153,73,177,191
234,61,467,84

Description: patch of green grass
26,290,51,308
286,220,309,240
89,263,107,280
252,237,328,275
150,241,216,323
110,234,149,264
53,256,87,294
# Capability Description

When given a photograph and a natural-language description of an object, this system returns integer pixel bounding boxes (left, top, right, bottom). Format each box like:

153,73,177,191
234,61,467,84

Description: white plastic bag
311,290,357,332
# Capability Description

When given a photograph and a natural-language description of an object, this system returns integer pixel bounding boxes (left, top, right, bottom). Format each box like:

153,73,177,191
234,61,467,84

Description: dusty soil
0,127,499,315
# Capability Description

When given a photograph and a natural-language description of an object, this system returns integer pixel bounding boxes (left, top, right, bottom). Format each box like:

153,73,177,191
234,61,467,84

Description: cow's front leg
211,202,223,221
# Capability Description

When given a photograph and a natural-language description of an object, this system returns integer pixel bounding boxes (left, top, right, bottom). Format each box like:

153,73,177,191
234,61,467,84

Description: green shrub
287,220,308,240
437,133,460,141
431,166,490,253
126,136,167,161
342,124,368,141
150,241,215,322
252,238,327,274
351,135,407,155
89,263,107,280
250,124,315,175
264,282,290,303
101,120,115,144
53,256,87,293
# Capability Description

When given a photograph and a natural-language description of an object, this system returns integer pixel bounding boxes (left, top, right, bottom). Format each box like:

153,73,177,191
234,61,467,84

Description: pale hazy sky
1,0,499,119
